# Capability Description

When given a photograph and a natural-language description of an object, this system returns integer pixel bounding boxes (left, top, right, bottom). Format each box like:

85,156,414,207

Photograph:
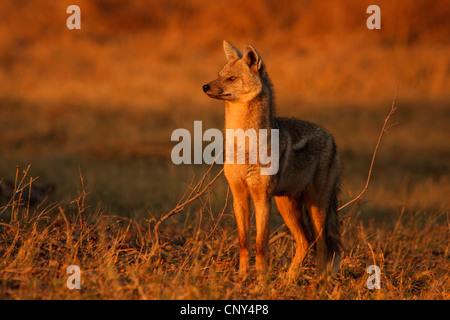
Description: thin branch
337,86,399,212
269,228,291,246
203,186,230,242
152,159,224,253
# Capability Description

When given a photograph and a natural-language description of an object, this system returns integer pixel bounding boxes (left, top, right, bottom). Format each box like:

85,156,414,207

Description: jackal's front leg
229,182,251,278
250,190,271,278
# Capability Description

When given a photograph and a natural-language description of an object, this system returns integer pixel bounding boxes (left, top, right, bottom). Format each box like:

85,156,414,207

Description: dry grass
0,167,448,299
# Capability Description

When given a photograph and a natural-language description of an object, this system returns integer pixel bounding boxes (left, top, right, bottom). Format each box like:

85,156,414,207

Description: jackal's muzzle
202,82,231,100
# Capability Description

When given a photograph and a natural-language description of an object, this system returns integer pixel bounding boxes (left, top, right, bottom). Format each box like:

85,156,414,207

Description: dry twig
338,86,398,212
152,158,224,253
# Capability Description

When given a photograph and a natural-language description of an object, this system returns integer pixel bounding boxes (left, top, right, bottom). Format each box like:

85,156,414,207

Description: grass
0,165,448,299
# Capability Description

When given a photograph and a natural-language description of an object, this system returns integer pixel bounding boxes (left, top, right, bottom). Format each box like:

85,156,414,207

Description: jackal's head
203,40,268,102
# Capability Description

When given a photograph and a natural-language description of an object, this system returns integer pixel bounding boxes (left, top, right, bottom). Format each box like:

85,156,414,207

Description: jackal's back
274,117,339,198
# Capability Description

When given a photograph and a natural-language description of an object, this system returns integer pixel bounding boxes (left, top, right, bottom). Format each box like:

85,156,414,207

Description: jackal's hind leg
275,196,311,277
306,202,329,273
306,197,340,274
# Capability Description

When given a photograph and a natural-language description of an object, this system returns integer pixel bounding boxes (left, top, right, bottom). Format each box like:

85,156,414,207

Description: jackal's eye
227,76,237,82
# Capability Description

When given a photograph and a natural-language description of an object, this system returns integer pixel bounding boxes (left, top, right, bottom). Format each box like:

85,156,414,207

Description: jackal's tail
323,139,342,270
325,177,342,264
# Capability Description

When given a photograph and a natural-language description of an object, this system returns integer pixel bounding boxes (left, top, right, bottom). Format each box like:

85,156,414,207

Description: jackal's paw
238,267,249,281
281,268,300,283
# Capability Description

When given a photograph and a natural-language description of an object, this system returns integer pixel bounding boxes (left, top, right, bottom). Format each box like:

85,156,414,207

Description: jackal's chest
224,163,276,190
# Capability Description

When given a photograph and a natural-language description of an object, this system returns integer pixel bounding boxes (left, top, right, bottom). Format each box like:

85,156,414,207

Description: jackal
203,41,341,278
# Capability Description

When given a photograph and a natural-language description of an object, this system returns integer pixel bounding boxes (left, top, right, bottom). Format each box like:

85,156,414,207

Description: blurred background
0,0,449,220
1,1,449,108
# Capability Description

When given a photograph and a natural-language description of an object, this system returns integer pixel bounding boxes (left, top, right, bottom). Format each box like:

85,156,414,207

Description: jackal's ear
223,40,242,61
243,45,264,72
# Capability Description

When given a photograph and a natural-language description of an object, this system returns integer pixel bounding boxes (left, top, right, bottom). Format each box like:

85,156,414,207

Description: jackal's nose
202,84,210,93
